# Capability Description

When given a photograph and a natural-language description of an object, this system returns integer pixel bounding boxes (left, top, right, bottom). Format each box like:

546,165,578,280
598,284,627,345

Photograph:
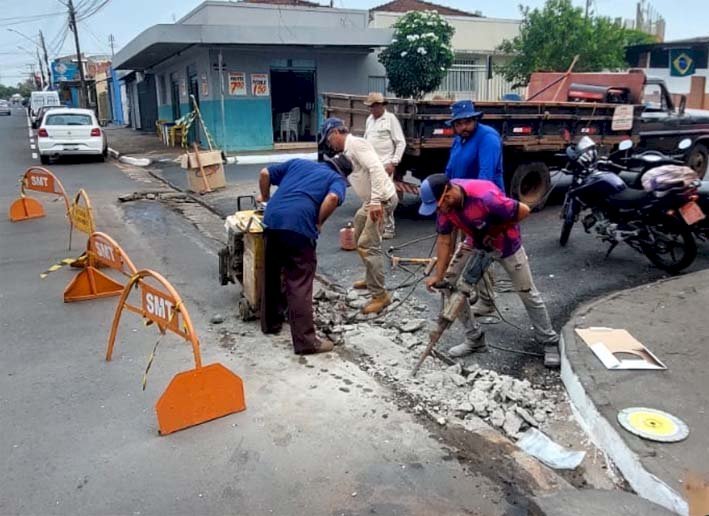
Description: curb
108,147,237,167
559,278,689,515
108,147,152,167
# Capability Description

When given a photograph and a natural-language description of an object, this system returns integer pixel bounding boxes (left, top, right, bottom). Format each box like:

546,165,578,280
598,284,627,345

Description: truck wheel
509,162,551,211
687,143,708,179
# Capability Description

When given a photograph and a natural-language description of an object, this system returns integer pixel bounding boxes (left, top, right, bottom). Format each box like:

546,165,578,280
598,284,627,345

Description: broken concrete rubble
311,281,565,441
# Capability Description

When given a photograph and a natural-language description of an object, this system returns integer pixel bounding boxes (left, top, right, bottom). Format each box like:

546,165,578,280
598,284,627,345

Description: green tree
0,80,35,99
498,0,645,86
379,10,455,99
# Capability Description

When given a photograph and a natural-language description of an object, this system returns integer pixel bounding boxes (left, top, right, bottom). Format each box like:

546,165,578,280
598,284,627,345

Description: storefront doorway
270,67,316,143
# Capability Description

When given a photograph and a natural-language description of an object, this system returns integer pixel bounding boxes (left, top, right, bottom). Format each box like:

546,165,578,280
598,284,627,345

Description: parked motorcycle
558,136,701,274
609,138,709,243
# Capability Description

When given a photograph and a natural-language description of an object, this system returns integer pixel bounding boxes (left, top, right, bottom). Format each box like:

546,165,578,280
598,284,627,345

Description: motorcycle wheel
559,198,576,246
640,216,697,274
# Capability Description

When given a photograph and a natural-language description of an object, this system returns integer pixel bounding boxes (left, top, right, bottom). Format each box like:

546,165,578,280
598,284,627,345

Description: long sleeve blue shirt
444,123,505,192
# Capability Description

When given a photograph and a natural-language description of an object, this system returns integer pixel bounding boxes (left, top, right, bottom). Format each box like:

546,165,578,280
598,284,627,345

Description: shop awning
113,24,393,70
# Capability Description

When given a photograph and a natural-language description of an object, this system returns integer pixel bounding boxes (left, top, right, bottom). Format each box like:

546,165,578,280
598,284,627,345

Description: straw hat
363,92,387,106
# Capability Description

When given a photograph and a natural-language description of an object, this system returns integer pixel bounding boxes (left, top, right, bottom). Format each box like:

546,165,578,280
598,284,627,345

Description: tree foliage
379,10,455,99
0,80,34,99
497,0,653,86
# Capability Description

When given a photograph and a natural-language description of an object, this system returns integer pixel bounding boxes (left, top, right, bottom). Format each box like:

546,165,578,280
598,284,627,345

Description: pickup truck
323,71,709,208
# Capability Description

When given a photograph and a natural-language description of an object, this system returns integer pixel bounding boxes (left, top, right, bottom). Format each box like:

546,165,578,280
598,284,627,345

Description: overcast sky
0,0,704,86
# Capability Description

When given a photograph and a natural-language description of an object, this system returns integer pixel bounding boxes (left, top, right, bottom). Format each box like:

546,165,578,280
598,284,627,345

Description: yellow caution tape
39,258,78,279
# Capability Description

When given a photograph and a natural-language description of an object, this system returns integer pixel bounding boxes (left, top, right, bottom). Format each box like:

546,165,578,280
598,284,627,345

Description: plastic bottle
340,221,356,251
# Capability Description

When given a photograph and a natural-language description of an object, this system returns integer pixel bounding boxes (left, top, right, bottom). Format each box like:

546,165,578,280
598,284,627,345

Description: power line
77,0,111,21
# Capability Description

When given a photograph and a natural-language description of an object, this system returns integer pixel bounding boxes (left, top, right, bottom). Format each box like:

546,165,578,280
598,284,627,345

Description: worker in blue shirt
258,155,350,355
443,100,506,316
444,100,505,192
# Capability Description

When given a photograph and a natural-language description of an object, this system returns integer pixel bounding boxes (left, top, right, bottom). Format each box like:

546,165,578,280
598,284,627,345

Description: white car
37,108,108,164
0,100,11,116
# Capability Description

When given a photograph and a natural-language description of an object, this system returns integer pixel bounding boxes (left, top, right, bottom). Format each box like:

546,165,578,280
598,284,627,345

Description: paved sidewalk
104,125,183,161
561,270,709,515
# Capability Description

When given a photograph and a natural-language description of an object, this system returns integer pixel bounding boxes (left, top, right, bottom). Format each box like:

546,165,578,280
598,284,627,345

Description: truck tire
687,143,708,179
509,162,551,211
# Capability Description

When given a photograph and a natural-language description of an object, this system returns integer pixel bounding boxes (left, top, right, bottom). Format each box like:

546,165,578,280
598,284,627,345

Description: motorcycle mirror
618,139,633,151
678,138,692,150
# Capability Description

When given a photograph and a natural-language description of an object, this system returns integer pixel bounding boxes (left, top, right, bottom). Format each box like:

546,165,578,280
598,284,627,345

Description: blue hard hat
418,173,450,216
446,100,483,126
318,117,346,144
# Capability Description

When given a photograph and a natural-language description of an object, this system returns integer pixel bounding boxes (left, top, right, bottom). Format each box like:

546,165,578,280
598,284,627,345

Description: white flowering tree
379,10,455,99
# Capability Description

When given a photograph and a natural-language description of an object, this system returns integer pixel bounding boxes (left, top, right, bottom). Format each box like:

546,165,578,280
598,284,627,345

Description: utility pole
108,34,115,57
39,30,51,88
36,48,46,88
585,0,592,18
67,0,88,108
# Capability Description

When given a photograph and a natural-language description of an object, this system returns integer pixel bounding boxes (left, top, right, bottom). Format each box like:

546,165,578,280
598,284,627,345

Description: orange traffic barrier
68,189,96,250
106,269,246,435
9,167,70,222
64,232,138,302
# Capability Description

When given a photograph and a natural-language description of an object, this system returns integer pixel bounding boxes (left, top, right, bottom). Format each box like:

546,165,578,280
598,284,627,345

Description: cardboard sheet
575,327,667,370
685,472,709,516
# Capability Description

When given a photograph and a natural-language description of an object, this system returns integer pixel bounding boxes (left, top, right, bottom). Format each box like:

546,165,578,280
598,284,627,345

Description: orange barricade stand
9,167,70,222
64,232,137,302
106,269,246,435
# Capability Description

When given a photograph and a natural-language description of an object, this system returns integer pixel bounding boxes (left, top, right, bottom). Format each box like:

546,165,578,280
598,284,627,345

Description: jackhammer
411,243,493,376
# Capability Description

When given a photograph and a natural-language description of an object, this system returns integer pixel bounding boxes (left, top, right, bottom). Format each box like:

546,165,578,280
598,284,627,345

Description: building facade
627,37,709,109
113,1,391,151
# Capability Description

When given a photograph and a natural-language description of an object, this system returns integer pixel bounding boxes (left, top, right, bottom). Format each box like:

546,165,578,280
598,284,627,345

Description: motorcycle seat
607,188,654,208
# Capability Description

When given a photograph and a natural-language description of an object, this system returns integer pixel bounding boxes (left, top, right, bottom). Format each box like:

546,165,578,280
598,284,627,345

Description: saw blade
617,407,689,443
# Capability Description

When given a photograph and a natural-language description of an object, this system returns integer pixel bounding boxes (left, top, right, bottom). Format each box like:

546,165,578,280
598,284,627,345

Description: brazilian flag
670,49,695,77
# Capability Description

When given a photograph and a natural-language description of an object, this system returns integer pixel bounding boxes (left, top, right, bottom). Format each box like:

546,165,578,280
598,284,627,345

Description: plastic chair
279,112,299,142
156,119,168,139
168,124,185,147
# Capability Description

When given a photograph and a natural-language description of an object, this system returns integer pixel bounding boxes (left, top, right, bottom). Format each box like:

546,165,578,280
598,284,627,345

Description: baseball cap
323,153,353,177
418,173,450,216
318,117,346,145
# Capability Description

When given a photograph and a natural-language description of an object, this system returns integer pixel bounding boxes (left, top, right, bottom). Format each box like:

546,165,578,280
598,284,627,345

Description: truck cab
639,78,709,177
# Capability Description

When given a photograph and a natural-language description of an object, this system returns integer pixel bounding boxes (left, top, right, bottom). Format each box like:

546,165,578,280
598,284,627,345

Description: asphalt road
156,154,709,380
0,108,521,515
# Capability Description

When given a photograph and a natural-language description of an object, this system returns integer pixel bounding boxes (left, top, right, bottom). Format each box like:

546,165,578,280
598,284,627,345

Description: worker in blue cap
444,99,505,317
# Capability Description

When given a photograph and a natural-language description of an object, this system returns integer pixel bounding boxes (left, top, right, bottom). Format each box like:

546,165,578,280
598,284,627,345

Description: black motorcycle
609,138,709,243
558,137,700,274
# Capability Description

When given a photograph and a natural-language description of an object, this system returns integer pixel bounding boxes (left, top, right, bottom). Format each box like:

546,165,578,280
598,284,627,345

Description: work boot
447,333,487,358
470,299,495,316
353,279,368,290
297,338,335,355
362,292,392,315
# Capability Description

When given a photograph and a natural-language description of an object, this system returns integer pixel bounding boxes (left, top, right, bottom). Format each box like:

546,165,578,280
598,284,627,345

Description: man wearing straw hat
320,117,398,315
364,92,406,240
